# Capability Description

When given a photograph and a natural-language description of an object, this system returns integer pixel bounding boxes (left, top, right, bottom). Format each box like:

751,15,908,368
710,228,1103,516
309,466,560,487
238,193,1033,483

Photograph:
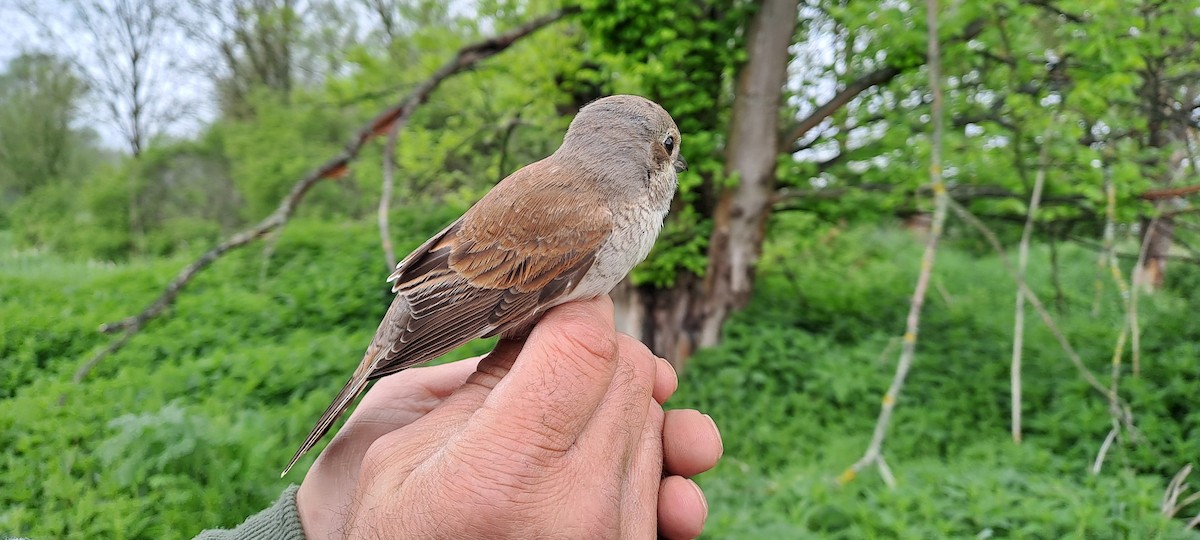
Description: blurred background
2,0,1199,537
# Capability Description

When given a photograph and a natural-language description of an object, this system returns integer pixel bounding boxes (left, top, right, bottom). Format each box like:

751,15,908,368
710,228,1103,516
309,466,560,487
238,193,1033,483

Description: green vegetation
3,216,1198,538
3,0,1199,537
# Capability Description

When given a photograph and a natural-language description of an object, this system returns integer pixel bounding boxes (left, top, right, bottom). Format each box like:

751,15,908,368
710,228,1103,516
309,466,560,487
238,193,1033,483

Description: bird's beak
674,155,688,173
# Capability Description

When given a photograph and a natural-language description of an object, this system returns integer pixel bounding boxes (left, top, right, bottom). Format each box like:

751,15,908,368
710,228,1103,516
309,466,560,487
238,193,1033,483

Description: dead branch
1095,176,1132,475
838,0,948,488
779,66,901,154
948,200,1137,434
71,8,575,383
1128,215,1160,377
777,17,986,155
498,116,524,178
1141,183,1200,200
378,122,401,270
1071,234,1200,264
1012,125,1053,444
1163,464,1200,530
771,181,1087,208
1091,426,1120,475
1093,176,1122,316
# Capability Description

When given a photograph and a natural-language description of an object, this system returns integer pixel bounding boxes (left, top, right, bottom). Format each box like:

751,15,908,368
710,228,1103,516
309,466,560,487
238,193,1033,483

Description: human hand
295,296,723,539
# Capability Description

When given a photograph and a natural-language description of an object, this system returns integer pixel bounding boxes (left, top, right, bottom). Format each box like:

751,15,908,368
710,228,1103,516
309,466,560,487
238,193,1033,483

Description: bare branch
1012,125,1053,444
779,66,902,155
778,17,986,154
1020,0,1087,23
1163,463,1200,530
1141,183,1200,200
948,199,1138,435
1091,426,1119,475
839,0,949,487
71,8,576,382
1128,215,1160,376
378,122,400,270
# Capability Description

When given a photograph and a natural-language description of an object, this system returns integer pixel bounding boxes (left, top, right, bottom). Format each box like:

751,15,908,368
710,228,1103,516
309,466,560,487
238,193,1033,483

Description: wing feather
283,160,613,475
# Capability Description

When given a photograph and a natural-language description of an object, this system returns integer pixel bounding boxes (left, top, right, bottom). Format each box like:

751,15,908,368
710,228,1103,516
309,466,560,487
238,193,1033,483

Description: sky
0,2,33,66
0,1,222,151
0,0,849,158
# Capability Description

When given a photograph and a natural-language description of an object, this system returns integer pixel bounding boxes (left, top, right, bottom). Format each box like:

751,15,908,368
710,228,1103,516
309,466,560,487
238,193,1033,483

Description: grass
2,215,1199,539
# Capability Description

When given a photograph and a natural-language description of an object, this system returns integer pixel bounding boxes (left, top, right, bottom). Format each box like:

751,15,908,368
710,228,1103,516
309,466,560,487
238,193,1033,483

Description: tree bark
612,9,987,367
1140,214,1174,290
615,0,799,367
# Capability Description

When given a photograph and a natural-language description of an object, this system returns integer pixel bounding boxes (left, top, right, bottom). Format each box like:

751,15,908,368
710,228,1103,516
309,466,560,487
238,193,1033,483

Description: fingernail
687,478,708,520
704,414,723,459
661,357,678,393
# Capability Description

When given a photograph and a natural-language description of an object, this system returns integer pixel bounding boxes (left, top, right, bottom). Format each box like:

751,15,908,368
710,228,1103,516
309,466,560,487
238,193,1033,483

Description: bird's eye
663,135,675,154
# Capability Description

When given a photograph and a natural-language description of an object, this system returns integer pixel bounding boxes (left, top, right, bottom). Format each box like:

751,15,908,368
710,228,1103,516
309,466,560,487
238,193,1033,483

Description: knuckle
548,317,618,366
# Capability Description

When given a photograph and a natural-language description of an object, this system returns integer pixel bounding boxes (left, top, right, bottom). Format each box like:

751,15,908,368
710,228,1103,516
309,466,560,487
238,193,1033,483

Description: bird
282,95,687,476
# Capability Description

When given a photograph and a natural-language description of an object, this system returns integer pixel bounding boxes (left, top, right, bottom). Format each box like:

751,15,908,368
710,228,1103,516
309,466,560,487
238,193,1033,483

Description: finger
617,334,676,405
619,398,664,539
299,356,483,539
306,356,483,480
662,409,723,477
653,355,678,405
354,355,486,427
658,476,708,540
349,339,526,483
458,297,621,459
321,357,484,465
421,337,526,422
576,332,658,465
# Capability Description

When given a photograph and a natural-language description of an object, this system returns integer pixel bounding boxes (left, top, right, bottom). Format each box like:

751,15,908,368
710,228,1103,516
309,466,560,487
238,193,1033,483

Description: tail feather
281,374,371,477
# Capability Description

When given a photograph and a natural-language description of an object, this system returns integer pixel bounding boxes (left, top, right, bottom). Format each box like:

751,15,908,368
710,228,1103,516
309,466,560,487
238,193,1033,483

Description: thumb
461,296,620,454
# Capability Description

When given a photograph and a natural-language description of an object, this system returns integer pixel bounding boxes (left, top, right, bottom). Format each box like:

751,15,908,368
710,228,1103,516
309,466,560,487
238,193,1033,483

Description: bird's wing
370,169,616,377
282,164,612,476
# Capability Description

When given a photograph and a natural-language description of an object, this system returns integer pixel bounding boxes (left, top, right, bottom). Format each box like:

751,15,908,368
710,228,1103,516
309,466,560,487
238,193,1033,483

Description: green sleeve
194,485,307,540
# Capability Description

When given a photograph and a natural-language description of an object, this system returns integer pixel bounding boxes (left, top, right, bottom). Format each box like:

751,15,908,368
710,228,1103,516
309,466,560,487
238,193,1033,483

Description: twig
1091,426,1119,475
70,8,576,383
1011,125,1052,444
932,279,954,306
838,0,947,488
259,229,284,284
496,113,524,183
948,200,1137,433
68,332,134,390
1092,182,1145,474
1163,463,1200,530
1129,215,1160,377
1093,172,1120,317
1047,229,1067,314
378,122,401,270
875,336,901,365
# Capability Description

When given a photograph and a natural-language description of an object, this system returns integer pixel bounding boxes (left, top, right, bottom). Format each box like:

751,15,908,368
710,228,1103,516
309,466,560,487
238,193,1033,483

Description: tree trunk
615,0,799,367
1138,145,1188,290
613,276,707,361
1139,214,1174,290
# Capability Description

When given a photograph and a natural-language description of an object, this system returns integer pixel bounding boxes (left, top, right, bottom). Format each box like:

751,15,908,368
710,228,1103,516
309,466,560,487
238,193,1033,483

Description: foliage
0,52,105,225
670,219,1200,537
0,212,482,538
3,0,1200,538
580,0,756,286
4,219,1200,538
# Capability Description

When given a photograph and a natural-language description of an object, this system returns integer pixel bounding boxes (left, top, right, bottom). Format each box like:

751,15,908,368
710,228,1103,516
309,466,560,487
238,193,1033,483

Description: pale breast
566,199,669,301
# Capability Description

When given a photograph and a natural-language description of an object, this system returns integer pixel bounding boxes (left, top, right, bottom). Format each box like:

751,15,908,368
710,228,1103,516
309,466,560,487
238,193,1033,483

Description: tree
177,0,365,118
583,0,1200,366
20,0,186,157
19,0,193,254
0,53,95,204
587,0,981,364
